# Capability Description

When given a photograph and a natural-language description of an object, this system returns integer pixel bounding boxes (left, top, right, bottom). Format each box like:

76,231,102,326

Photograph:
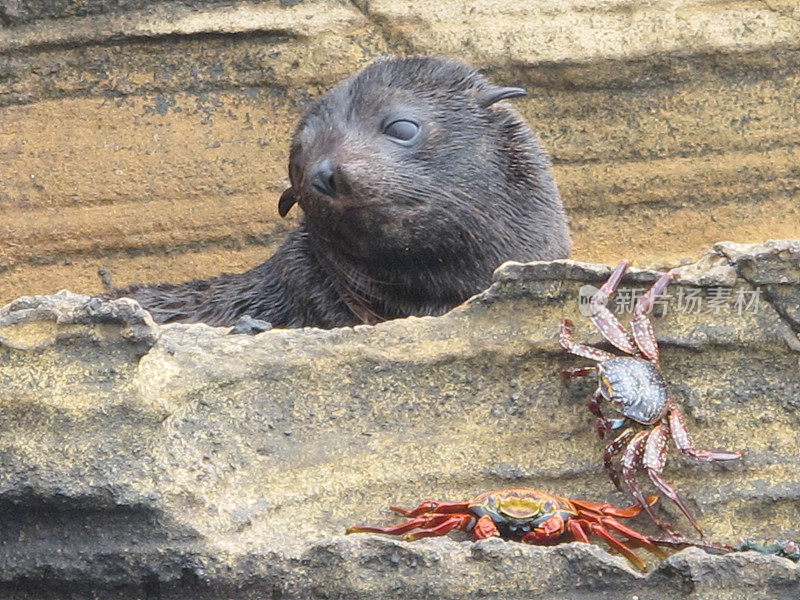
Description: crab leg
570,493,658,519
642,424,704,536
570,500,669,570
649,534,733,554
346,513,456,535
599,516,668,559
559,319,616,361
631,271,675,362
668,409,742,462
587,389,605,419
403,514,474,541
529,514,650,570
566,518,591,543
621,430,677,535
389,500,471,517
561,366,596,388
588,389,609,438
588,260,639,356
604,428,636,490
586,522,648,571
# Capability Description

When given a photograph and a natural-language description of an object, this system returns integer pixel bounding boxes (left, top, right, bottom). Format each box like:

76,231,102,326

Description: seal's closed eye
383,119,419,143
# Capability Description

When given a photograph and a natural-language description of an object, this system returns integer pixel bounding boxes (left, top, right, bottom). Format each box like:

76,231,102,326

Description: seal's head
110,57,571,327
278,55,570,313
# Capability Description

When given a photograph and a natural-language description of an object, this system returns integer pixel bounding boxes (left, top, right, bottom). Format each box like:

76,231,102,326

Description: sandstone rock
2,0,800,301
1,249,799,598
715,240,800,340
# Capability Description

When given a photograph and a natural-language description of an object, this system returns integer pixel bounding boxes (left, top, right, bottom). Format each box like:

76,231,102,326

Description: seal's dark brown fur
111,56,571,328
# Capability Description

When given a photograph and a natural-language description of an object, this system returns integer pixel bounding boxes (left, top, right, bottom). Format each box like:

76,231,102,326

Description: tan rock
1,0,799,302
359,0,800,64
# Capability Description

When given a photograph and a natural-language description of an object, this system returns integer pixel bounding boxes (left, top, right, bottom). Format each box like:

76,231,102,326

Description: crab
347,487,680,570
733,539,800,562
559,260,742,536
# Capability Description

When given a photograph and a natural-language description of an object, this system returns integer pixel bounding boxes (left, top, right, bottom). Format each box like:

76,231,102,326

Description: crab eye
383,119,419,143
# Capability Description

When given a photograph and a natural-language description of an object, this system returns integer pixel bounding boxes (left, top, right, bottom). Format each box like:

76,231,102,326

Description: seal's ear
476,85,527,108
278,187,297,218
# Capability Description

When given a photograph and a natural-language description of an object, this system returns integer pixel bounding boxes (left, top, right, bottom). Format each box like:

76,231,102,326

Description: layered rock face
2,0,800,302
1,243,799,599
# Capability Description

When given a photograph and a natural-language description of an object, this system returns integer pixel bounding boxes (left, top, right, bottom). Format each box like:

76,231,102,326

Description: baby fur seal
112,56,571,328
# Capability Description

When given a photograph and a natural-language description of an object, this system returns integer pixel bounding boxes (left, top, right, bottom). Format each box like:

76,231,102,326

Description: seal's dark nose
310,159,337,197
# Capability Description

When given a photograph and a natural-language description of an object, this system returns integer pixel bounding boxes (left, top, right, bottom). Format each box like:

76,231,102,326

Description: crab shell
597,357,670,425
468,489,577,540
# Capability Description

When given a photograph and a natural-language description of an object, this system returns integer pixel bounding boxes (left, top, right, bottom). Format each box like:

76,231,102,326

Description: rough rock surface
1,243,800,599
2,0,800,301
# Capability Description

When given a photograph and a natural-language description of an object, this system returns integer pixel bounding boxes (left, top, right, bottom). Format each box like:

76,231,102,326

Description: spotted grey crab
559,260,742,535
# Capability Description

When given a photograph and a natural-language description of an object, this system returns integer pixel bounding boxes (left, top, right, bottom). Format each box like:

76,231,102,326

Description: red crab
559,260,742,535
346,488,728,570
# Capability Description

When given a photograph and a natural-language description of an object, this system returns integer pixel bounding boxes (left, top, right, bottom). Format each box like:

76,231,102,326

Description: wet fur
111,56,571,328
